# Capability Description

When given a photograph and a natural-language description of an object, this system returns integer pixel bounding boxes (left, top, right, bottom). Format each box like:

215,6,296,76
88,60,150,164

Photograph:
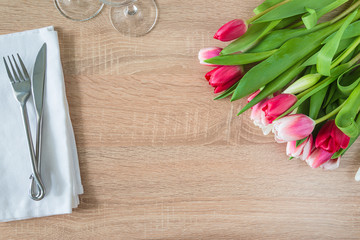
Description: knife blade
33,43,47,119
30,43,47,199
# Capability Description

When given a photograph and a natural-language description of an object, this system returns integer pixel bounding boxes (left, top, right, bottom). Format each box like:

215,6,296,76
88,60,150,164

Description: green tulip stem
314,102,345,124
331,36,360,68
288,0,355,29
247,0,291,24
330,0,360,24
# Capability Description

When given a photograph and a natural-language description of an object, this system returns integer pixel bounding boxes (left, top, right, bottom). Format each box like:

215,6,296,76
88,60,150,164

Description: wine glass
54,0,105,21
54,0,158,37
99,0,158,37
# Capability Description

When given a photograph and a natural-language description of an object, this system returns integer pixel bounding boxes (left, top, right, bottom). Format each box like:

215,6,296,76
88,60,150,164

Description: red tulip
315,120,350,154
272,114,315,143
198,47,223,66
205,66,244,93
214,19,248,42
306,148,340,169
286,135,313,160
261,94,297,124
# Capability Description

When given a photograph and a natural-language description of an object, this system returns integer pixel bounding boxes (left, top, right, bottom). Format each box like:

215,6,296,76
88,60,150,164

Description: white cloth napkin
0,26,83,222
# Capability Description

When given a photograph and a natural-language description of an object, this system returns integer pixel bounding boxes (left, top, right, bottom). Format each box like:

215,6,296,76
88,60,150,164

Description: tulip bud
272,114,315,143
198,47,223,66
205,66,244,93
286,135,313,160
214,19,248,42
283,74,321,95
306,148,334,169
320,156,341,170
261,94,298,124
315,120,350,154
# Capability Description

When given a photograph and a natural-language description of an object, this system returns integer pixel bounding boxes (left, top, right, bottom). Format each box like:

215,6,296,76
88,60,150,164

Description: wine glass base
54,0,104,22
110,0,158,37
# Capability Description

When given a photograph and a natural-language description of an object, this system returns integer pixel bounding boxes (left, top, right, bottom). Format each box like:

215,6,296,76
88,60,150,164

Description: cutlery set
3,43,47,201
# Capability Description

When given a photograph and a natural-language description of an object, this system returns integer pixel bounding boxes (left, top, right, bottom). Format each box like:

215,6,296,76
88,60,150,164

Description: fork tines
3,54,30,83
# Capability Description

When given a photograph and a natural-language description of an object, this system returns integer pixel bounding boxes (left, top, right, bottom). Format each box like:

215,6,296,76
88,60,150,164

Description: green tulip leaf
301,38,355,67
214,82,239,100
335,76,360,138
332,113,360,159
323,20,360,44
278,63,359,119
231,19,347,102
221,21,281,55
317,10,358,76
252,0,340,23
337,67,360,97
253,0,286,14
205,49,278,65
317,0,350,18
237,58,307,115
302,8,318,29
248,23,329,53
309,86,328,119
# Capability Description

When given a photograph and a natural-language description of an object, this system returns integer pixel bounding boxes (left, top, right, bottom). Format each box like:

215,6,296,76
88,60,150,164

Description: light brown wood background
1,0,360,239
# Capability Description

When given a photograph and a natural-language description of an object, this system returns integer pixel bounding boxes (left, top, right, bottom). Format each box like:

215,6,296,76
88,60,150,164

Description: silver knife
30,43,47,200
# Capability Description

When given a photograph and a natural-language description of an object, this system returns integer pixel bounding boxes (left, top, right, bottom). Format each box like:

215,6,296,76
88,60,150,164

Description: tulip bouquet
199,0,360,179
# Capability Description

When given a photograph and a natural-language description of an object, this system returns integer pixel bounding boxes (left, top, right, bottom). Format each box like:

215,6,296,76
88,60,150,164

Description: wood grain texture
1,0,360,239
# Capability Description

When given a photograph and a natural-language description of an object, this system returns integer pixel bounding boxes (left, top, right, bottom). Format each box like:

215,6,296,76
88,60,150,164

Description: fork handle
21,104,45,201
29,116,43,198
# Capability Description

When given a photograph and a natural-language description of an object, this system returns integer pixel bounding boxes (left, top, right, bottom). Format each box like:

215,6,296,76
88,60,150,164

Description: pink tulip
247,90,261,102
198,47,223,66
261,94,297,124
205,66,244,93
315,120,350,153
250,97,273,135
286,135,313,160
214,19,248,42
306,148,339,169
247,90,273,135
272,114,315,143
320,156,341,170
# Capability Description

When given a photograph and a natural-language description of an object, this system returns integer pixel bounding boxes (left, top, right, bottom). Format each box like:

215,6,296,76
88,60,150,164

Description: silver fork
3,54,45,201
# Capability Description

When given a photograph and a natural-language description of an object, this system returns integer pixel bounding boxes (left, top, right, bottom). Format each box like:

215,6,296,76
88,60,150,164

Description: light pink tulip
250,98,273,135
261,94,297,124
247,90,272,135
286,135,313,160
320,156,341,170
247,90,261,102
306,148,338,169
214,19,248,42
198,47,223,66
205,66,243,93
272,114,315,143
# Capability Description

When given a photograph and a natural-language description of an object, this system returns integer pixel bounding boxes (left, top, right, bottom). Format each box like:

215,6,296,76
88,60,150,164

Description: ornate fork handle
21,104,45,201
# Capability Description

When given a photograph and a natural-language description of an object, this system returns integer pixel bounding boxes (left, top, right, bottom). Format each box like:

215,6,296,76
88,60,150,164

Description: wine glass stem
127,3,138,15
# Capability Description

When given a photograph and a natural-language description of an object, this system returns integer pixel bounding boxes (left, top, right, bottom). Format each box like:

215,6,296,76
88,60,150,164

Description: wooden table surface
1,0,360,239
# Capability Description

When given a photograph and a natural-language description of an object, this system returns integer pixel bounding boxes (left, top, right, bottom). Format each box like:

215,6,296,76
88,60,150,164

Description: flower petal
198,47,223,66
214,19,248,42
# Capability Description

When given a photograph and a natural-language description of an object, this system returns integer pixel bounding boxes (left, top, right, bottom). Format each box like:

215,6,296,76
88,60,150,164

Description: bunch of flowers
199,0,360,179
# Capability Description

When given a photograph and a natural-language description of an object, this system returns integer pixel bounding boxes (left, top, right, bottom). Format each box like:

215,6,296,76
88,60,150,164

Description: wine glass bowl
54,0,159,37
54,0,104,21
